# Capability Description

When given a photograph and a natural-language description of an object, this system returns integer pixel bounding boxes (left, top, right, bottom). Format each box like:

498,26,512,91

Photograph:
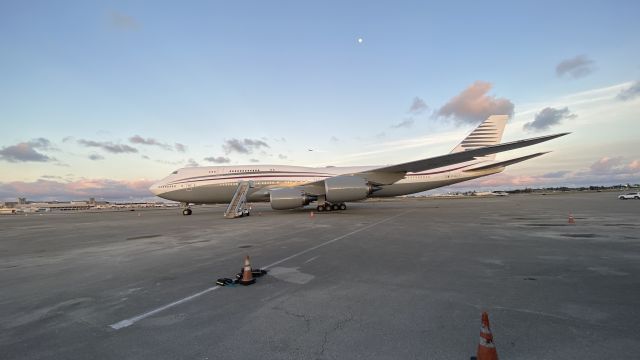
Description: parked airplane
150,115,568,215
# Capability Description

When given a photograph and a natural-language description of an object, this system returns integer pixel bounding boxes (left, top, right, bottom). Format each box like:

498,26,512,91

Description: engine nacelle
270,188,313,210
324,175,372,203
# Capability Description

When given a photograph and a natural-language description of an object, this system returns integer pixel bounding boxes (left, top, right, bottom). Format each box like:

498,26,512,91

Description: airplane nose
149,182,161,196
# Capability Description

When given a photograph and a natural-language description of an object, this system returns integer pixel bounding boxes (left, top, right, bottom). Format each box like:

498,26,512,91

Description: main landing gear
181,202,192,216
316,203,347,212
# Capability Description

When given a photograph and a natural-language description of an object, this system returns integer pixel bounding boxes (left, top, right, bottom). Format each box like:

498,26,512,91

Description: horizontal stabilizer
371,132,570,174
464,152,550,172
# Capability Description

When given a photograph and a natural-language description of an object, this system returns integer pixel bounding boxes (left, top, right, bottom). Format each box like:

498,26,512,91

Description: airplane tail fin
450,115,509,161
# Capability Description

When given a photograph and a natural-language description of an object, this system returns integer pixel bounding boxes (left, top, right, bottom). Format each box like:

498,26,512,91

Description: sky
1,0,639,201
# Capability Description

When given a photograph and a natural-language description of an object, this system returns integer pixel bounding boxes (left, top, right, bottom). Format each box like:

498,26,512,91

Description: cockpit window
172,170,178,174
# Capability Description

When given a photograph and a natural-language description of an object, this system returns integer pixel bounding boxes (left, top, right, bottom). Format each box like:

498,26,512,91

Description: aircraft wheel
182,208,192,216
339,203,347,210
317,205,325,212
331,204,339,211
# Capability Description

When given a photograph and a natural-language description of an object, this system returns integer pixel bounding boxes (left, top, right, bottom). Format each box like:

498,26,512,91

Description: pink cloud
589,156,624,174
628,160,640,171
1,178,157,201
437,81,514,124
472,173,544,187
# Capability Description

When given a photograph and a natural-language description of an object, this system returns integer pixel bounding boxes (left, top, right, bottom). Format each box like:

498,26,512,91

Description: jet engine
324,175,374,203
269,188,314,210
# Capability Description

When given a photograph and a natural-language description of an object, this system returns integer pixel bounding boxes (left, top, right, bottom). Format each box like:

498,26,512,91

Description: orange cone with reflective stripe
239,255,255,285
476,312,498,360
568,213,575,224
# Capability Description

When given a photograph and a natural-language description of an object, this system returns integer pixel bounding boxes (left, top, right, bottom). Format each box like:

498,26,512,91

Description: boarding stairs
224,181,253,219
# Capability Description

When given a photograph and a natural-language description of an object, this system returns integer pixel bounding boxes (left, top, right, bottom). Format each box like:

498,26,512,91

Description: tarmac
1,192,639,359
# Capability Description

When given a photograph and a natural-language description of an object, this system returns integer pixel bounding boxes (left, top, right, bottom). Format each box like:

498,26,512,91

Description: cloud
616,81,640,101
0,138,55,163
541,170,571,178
556,55,595,79
40,175,66,181
391,119,414,129
109,11,139,31
129,135,173,151
243,139,269,149
222,138,270,154
185,158,199,167
330,136,339,142
30,138,55,150
408,97,428,114
249,158,260,163
88,154,105,161
589,156,624,174
77,139,138,154
0,178,156,202
204,156,230,164
561,157,640,185
437,81,514,124
442,155,640,191
141,155,150,160
62,136,75,143
128,137,186,152
523,107,576,132
278,154,288,159
155,159,183,165
174,143,187,152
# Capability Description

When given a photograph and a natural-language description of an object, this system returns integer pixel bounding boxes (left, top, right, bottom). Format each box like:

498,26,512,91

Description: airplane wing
301,132,569,189
463,151,550,172
353,132,568,184
370,133,568,175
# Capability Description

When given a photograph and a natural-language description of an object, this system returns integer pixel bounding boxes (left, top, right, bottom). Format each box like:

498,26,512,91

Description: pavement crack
319,313,355,358
273,306,312,333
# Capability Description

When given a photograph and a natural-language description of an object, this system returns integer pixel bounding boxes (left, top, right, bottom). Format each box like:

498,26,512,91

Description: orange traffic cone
475,312,498,360
310,211,315,219
239,255,255,285
568,213,575,224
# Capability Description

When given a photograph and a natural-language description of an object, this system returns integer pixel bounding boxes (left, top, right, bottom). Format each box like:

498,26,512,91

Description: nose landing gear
181,202,192,216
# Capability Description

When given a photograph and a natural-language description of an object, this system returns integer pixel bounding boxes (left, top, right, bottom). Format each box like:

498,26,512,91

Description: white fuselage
149,161,503,204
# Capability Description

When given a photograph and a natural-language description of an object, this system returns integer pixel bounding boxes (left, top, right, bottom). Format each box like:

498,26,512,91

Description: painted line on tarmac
109,210,410,330
109,286,221,330
262,211,410,270
303,255,320,264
